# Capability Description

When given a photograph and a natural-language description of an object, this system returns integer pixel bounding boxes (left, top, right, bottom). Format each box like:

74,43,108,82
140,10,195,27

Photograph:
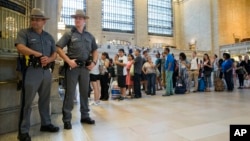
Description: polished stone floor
1,88,250,141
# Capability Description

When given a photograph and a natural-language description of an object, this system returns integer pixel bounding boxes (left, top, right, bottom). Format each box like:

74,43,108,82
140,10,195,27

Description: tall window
148,0,173,36
102,0,134,33
60,0,86,27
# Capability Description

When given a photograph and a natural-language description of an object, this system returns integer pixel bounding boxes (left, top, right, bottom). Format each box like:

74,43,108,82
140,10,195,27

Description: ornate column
35,0,63,114
134,0,148,47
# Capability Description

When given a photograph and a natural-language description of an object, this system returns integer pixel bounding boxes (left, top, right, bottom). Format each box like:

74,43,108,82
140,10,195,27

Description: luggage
175,78,186,94
198,77,206,92
214,78,225,91
110,80,121,99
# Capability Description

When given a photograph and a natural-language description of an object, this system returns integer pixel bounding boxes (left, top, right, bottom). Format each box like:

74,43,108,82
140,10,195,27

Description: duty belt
27,55,52,70
65,58,92,68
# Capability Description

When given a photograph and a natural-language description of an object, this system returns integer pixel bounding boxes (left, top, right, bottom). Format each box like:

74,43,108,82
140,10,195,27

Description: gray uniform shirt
134,55,143,74
15,28,56,56
56,27,98,61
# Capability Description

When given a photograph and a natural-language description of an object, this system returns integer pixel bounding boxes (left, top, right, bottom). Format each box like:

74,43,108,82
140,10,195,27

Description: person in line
212,54,219,85
141,50,149,92
202,53,213,92
142,56,156,95
114,49,128,100
133,49,143,98
155,53,162,90
235,55,245,89
232,59,237,86
56,9,97,129
99,52,110,101
172,54,179,89
89,59,101,105
188,51,201,92
221,53,234,91
15,8,59,141
126,54,134,96
161,51,166,88
178,52,190,93
242,55,250,88
163,47,175,96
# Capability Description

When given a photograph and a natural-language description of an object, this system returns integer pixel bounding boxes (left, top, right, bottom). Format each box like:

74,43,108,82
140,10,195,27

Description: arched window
60,0,86,27
148,0,173,36
102,0,134,33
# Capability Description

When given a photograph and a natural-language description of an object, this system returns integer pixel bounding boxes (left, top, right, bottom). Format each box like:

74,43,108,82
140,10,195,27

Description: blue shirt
165,54,175,72
221,59,233,73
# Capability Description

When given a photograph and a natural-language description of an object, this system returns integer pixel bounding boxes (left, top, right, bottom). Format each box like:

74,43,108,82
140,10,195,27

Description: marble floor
1,88,250,141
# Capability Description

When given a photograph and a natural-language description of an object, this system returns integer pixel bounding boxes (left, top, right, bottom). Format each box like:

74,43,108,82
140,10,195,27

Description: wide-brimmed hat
71,9,89,19
30,8,50,20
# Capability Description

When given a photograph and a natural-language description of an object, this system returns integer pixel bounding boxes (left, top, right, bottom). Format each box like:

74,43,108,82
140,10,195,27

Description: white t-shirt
118,55,128,75
90,59,100,75
190,57,200,70
213,58,219,71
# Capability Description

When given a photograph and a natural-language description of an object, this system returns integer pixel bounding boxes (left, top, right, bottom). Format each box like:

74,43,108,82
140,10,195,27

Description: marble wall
218,0,250,45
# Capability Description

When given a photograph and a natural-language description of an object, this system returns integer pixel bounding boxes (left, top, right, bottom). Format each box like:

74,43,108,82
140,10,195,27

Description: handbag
129,64,134,76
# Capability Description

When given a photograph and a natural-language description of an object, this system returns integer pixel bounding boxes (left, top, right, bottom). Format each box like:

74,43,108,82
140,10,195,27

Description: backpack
175,78,186,94
198,77,206,92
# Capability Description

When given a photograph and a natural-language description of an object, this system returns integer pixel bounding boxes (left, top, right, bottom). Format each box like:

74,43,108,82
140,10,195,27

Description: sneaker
40,124,59,132
89,102,97,106
18,133,31,141
118,96,125,101
95,101,101,105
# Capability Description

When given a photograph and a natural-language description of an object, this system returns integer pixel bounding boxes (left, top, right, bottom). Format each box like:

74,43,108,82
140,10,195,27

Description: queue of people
15,8,250,141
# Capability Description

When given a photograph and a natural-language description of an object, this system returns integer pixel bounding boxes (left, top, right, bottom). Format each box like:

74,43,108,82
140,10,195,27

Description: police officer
56,9,98,129
15,8,59,141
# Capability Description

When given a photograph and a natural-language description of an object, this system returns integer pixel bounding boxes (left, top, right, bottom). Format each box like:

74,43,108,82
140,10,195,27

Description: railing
220,41,250,51
219,41,250,55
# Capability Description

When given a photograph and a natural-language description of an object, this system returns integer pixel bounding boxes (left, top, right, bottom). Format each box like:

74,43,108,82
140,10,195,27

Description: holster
64,59,89,69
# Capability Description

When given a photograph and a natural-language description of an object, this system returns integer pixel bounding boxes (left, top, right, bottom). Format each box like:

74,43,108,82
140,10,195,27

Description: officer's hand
68,59,77,69
40,56,49,67
87,62,95,70
34,52,43,57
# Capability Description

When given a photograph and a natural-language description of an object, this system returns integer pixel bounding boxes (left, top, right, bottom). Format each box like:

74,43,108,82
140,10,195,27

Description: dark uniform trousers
20,67,52,133
63,67,90,122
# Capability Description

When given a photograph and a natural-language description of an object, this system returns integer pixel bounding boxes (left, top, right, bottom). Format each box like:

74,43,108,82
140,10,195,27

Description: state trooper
15,8,59,141
56,9,98,129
